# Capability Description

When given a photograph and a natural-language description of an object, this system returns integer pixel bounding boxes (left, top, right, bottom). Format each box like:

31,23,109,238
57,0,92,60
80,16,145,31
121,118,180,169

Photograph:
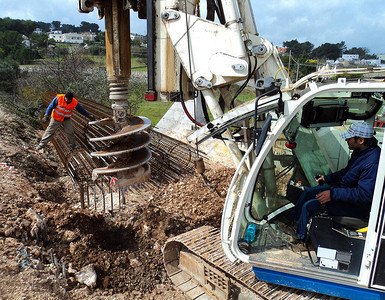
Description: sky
0,0,384,54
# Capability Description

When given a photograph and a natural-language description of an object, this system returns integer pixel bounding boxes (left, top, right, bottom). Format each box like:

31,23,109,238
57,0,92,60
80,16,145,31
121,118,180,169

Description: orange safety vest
51,94,78,122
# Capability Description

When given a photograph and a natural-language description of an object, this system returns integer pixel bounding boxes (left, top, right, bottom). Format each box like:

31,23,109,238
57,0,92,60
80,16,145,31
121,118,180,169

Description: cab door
359,129,385,289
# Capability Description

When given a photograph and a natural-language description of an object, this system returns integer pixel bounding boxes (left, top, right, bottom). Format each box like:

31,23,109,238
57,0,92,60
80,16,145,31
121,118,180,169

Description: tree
61,24,76,33
131,38,142,47
20,20,37,35
127,78,147,114
51,21,61,31
344,46,367,58
0,17,38,35
36,21,51,32
93,32,105,45
30,32,49,48
338,41,347,54
14,47,40,64
282,39,314,59
311,41,345,60
0,58,19,92
0,30,42,64
0,30,23,57
29,32,48,58
79,21,100,33
18,48,111,109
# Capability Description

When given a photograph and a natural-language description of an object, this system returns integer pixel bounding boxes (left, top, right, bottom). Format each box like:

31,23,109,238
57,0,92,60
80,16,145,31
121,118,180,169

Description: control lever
314,174,325,186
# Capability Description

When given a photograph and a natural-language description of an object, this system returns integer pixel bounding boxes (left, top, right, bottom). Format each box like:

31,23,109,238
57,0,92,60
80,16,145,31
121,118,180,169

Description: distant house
33,28,43,34
48,32,84,44
342,54,359,61
82,32,96,42
61,33,84,44
130,33,146,41
48,31,63,42
378,54,385,62
22,35,31,47
360,59,381,66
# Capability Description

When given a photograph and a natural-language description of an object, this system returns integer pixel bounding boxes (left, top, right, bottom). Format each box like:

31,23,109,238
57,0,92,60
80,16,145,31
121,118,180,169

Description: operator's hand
316,175,325,185
42,115,49,124
88,115,96,121
316,190,331,204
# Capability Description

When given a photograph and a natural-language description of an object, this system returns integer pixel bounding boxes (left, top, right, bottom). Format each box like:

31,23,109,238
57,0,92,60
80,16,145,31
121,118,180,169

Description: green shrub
0,58,19,92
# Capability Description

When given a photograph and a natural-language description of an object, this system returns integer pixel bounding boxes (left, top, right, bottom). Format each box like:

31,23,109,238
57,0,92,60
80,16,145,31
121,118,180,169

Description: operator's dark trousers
290,186,370,239
38,118,76,149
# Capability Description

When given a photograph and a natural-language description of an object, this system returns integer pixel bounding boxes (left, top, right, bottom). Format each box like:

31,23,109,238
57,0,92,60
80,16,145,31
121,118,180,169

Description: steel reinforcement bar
41,91,206,212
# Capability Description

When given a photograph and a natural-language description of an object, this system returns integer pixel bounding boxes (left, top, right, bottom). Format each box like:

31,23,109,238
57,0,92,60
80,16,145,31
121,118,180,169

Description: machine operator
36,92,94,151
290,122,381,240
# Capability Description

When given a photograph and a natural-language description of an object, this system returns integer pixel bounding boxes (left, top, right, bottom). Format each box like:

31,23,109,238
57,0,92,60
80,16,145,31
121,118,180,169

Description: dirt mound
0,105,235,299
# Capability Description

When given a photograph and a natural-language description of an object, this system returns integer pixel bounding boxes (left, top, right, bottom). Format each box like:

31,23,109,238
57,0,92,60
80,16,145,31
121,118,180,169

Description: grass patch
86,55,106,65
137,101,174,125
236,92,255,102
136,87,256,125
132,66,147,72
131,57,146,68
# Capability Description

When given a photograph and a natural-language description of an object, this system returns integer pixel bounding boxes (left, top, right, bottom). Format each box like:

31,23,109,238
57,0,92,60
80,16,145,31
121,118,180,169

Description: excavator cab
222,79,385,298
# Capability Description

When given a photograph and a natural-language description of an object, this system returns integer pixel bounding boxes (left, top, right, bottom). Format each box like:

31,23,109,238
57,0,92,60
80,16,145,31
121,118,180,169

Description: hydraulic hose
179,65,204,127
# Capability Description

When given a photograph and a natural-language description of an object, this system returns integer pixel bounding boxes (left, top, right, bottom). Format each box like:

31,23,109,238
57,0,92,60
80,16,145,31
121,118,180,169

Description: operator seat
330,216,368,230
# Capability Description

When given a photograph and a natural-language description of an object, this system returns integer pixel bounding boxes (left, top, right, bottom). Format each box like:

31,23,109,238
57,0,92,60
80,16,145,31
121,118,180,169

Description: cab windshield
250,112,339,221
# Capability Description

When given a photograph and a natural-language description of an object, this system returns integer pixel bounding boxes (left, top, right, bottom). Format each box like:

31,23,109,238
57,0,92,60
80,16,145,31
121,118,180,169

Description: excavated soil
0,105,234,299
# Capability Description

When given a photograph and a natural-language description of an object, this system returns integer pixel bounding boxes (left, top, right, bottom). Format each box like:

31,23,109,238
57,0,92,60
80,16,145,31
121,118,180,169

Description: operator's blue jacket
324,145,381,207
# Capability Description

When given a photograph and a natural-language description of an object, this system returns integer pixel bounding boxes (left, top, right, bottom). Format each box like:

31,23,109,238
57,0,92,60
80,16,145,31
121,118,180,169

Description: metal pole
93,183,97,211
288,50,291,71
86,184,90,210
122,188,126,204
146,0,155,91
110,185,114,213
118,188,121,210
102,185,106,214
79,183,85,209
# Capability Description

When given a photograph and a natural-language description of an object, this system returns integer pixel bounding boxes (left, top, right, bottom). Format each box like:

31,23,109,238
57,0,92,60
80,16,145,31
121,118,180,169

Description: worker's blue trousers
290,186,369,239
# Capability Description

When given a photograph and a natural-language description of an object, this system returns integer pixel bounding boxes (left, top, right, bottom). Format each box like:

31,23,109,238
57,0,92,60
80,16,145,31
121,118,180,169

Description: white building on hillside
33,28,43,34
48,32,84,44
22,35,31,47
48,31,63,42
82,32,96,42
62,33,83,44
342,54,359,61
360,59,381,66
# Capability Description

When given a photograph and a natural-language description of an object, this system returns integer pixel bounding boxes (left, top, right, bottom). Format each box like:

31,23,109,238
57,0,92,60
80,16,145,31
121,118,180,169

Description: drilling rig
77,0,385,299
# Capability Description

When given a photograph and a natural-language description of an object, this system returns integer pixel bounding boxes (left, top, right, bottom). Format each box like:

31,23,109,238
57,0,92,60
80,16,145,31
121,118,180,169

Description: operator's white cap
340,122,375,139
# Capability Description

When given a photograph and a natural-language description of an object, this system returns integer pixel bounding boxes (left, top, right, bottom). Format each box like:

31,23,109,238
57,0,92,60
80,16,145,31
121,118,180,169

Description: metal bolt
162,12,169,20
232,64,245,71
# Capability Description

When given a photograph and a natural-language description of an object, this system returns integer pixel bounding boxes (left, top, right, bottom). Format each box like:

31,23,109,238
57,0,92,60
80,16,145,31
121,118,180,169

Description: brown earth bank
0,105,235,299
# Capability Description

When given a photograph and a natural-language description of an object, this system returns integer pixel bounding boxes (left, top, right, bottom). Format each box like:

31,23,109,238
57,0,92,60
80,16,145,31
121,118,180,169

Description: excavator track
164,226,335,300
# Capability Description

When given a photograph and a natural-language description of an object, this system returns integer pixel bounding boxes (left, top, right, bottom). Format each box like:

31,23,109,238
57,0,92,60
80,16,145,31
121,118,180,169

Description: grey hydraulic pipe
146,0,155,91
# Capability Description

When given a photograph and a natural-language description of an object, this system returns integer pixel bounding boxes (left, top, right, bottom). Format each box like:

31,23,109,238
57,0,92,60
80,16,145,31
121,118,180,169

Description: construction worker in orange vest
36,92,94,151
